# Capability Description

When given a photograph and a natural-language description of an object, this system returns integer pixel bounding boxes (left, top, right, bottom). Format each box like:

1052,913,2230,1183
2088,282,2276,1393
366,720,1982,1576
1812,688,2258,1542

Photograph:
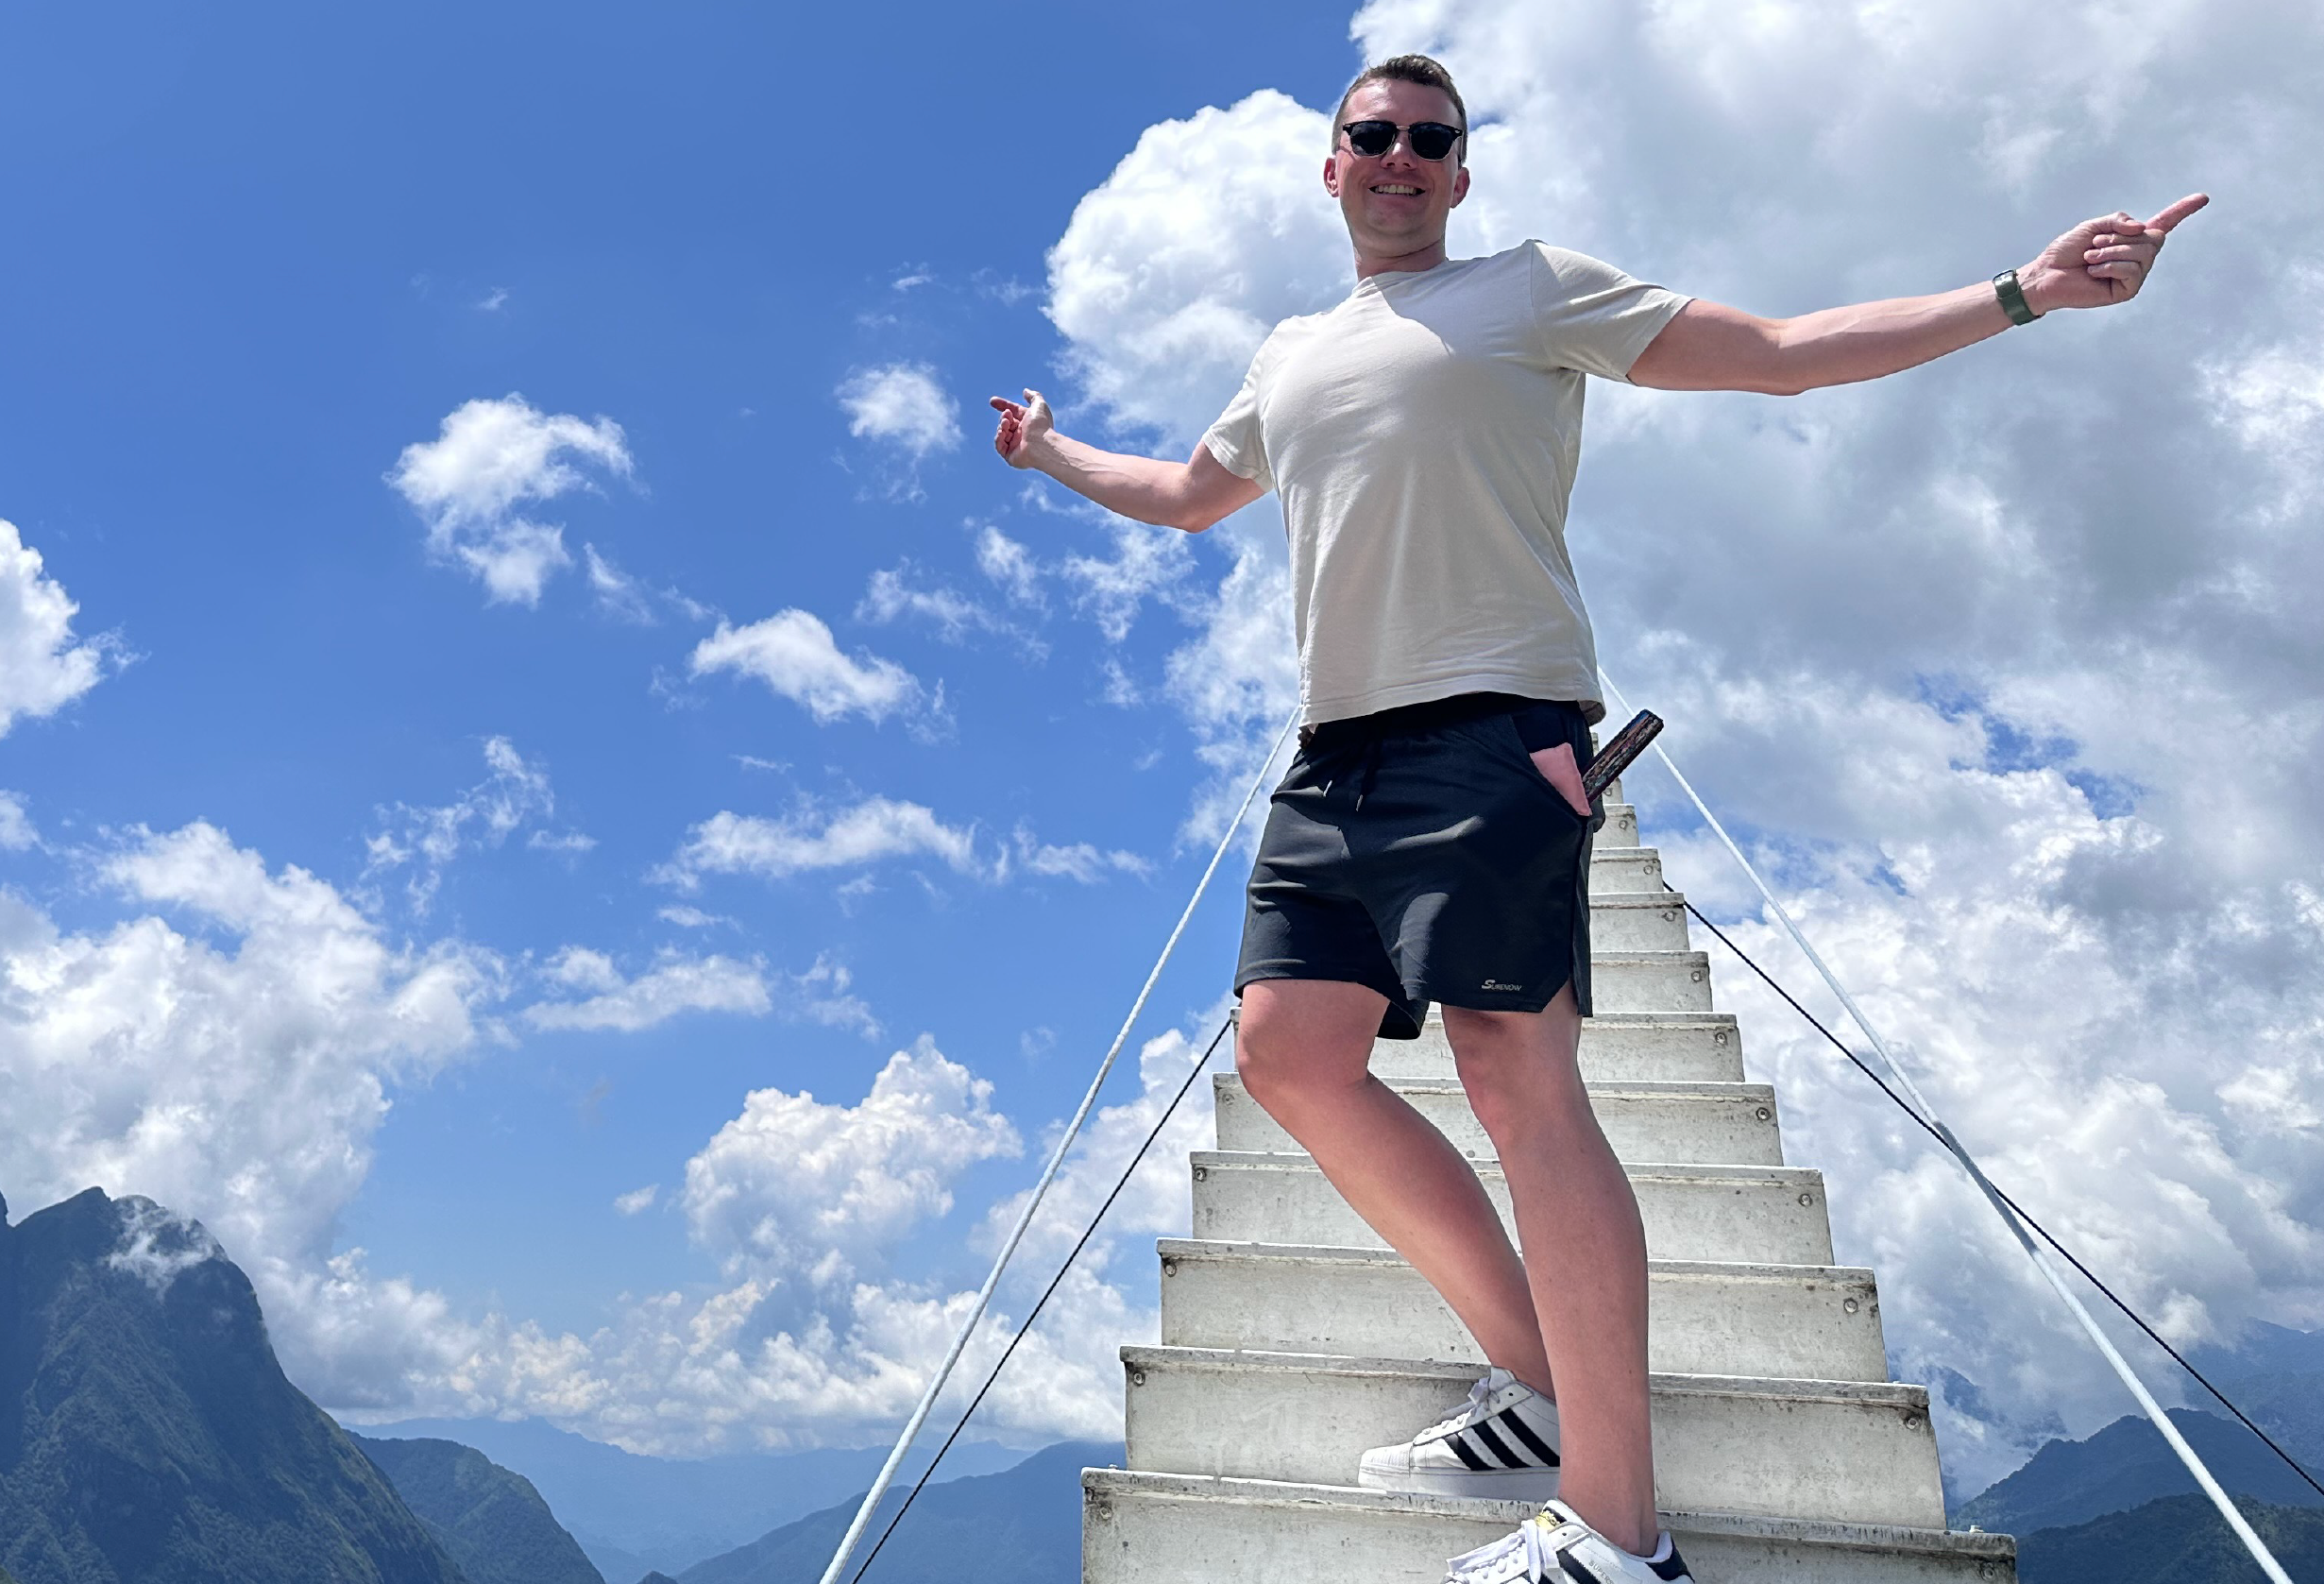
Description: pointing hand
2021,193,2209,314
988,389,1054,468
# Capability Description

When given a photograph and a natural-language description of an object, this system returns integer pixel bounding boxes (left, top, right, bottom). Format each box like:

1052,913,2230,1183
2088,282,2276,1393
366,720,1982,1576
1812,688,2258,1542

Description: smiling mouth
1371,184,1423,196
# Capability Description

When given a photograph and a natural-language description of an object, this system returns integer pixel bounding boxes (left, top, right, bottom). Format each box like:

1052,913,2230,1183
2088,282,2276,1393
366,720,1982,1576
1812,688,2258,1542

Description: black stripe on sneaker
1468,1418,1528,1469
1496,1406,1561,1467
1556,1554,1601,1584
1650,1547,1689,1581
1446,1430,1493,1472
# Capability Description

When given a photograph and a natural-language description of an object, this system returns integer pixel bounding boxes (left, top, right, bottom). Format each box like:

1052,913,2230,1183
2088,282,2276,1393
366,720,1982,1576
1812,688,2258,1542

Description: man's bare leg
1236,979,1552,1389
1444,989,1658,1556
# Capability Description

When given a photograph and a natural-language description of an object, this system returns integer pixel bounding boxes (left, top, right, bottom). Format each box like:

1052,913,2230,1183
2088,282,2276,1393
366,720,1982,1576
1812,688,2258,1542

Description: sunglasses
1339,119,1465,162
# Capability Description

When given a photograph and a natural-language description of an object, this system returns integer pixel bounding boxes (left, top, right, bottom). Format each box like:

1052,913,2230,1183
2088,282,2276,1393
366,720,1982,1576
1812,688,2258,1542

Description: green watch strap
1993,268,2041,326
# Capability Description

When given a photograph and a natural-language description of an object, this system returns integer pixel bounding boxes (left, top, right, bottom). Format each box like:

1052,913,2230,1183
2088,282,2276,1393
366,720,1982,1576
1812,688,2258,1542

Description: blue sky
0,3,1355,1336
3,0,2320,1495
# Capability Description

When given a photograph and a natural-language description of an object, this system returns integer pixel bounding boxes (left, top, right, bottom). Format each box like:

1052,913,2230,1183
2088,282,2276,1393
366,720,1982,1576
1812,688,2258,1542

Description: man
991,53,2202,1584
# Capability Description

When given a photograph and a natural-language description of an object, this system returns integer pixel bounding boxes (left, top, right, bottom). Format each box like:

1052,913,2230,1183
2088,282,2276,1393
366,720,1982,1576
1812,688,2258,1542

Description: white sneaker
1357,1368,1563,1500
1444,1501,1692,1583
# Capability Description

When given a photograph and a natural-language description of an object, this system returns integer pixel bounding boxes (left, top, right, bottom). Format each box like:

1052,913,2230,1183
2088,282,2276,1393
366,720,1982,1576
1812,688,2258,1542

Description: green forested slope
352,1434,602,1584
2016,1491,2324,1583
0,1186,466,1584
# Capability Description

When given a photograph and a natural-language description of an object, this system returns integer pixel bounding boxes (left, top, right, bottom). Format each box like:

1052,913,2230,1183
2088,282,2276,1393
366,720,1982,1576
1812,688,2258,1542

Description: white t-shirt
1202,241,1688,725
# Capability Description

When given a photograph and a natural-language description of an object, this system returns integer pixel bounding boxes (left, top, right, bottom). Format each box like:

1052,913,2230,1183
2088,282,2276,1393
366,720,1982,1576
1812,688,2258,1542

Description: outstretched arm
1629,194,2208,396
988,390,1264,532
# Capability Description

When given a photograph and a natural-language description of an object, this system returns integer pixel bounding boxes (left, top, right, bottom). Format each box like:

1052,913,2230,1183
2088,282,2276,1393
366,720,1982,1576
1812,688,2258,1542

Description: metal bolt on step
1756,1106,1773,1121
1689,968,1705,982
1842,1297,1860,1315
1903,1413,1922,1430
1798,1192,1816,1207
1162,1260,1178,1278
1130,1369,1147,1387
1192,1166,1207,1182
1714,1030,1730,1045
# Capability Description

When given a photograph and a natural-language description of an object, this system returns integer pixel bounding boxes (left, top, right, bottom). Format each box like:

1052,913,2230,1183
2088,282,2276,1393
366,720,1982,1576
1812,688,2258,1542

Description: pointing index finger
2146,193,2210,234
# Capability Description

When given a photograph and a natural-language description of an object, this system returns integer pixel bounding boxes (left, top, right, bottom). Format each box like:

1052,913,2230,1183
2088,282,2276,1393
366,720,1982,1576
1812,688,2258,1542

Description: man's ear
1450,163,1470,208
1322,153,1343,197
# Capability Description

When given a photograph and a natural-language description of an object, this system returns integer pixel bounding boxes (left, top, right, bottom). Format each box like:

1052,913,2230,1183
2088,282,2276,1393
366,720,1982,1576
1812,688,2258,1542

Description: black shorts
1234,693,1598,1041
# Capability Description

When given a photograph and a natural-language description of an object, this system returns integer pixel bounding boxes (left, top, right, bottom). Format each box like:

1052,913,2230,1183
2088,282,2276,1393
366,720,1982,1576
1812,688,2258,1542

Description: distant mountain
2015,1491,2324,1583
0,1185,465,1584
352,1416,1023,1576
1955,1404,2324,1535
351,1434,602,1584
2187,1320,2324,1384
679,1440,1121,1584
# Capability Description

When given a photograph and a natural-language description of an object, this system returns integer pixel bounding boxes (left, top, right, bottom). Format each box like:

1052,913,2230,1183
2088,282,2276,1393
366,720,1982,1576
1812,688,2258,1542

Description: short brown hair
1331,54,1467,151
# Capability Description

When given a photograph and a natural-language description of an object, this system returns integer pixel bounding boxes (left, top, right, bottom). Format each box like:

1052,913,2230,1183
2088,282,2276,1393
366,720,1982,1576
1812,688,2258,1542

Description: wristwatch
1993,268,2042,326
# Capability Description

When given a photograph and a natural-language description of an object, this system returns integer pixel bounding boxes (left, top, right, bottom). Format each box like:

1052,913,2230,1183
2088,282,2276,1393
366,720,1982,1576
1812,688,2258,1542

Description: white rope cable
1600,672,2293,1584
816,708,1300,1584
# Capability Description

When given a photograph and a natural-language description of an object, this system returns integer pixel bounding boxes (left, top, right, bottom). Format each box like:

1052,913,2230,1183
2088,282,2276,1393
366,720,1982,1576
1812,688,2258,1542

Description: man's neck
1351,236,1450,281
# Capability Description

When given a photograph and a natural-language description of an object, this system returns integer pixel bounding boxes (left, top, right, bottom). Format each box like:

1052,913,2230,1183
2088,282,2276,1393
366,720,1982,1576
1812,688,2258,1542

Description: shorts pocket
1490,716,1592,823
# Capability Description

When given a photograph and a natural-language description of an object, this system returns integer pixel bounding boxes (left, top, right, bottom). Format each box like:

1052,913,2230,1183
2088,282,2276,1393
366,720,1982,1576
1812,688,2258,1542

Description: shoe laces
1450,1512,1569,1582
1419,1372,1499,1439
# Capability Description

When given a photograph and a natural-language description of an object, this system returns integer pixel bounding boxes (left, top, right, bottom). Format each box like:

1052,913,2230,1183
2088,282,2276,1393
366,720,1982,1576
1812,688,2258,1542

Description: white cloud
0,518,117,736
0,821,499,1406
1007,827,1148,884
656,903,727,929
857,564,1035,653
614,1184,660,1216
1045,91,1348,444
689,610,924,724
976,526,1044,607
658,799,980,889
0,792,37,851
365,737,574,911
387,395,633,605
525,948,773,1033
681,1038,1020,1286
837,363,961,460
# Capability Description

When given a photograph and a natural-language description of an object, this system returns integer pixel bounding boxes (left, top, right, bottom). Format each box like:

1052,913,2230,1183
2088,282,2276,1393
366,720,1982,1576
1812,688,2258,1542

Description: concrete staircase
1082,791,2017,1582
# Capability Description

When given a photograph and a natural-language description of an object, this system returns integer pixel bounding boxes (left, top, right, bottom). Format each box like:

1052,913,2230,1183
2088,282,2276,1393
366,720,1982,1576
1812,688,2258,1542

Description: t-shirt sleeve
1200,341,1275,493
1528,243,1692,383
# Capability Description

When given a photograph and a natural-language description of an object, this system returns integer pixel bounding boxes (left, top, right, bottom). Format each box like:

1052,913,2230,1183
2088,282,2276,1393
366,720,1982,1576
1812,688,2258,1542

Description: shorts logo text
1481,979,1522,993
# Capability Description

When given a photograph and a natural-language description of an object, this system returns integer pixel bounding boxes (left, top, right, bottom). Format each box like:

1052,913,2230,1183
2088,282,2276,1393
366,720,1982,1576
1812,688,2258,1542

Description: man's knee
1233,981,1378,1106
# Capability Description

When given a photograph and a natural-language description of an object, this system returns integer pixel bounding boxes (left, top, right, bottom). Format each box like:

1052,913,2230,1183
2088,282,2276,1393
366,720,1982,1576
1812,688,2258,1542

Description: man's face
1323,78,1469,256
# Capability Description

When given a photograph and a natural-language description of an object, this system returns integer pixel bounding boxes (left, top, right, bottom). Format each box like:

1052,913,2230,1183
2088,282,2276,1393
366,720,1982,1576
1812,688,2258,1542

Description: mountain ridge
0,1184,466,1584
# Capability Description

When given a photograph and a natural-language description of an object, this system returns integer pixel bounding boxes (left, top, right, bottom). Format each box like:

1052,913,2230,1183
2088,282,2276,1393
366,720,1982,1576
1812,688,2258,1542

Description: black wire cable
1673,884,2324,1503
846,1013,1235,1584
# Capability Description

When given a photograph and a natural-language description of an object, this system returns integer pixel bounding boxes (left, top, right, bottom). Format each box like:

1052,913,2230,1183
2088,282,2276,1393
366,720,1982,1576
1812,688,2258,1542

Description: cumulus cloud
387,395,633,605
0,518,118,737
838,363,961,459
1025,0,2324,1487
524,948,773,1032
857,563,1038,654
975,526,1044,607
0,792,37,852
365,737,580,911
689,610,925,725
0,821,499,1405
658,799,980,889
683,1036,1020,1287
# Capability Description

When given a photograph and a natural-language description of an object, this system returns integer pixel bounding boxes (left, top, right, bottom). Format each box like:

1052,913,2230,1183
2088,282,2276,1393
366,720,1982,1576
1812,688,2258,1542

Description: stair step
1120,1348,1945,1529
1589,846,1666,894
1213,1076,1784,1167
1369,1013,1745,1083
1157,1240,1888,1381
1082,1470,2016,1584
1589,891,1694,951
1189,1152,1834,1266
1597,800,1639,848
1585,950,1716,1013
